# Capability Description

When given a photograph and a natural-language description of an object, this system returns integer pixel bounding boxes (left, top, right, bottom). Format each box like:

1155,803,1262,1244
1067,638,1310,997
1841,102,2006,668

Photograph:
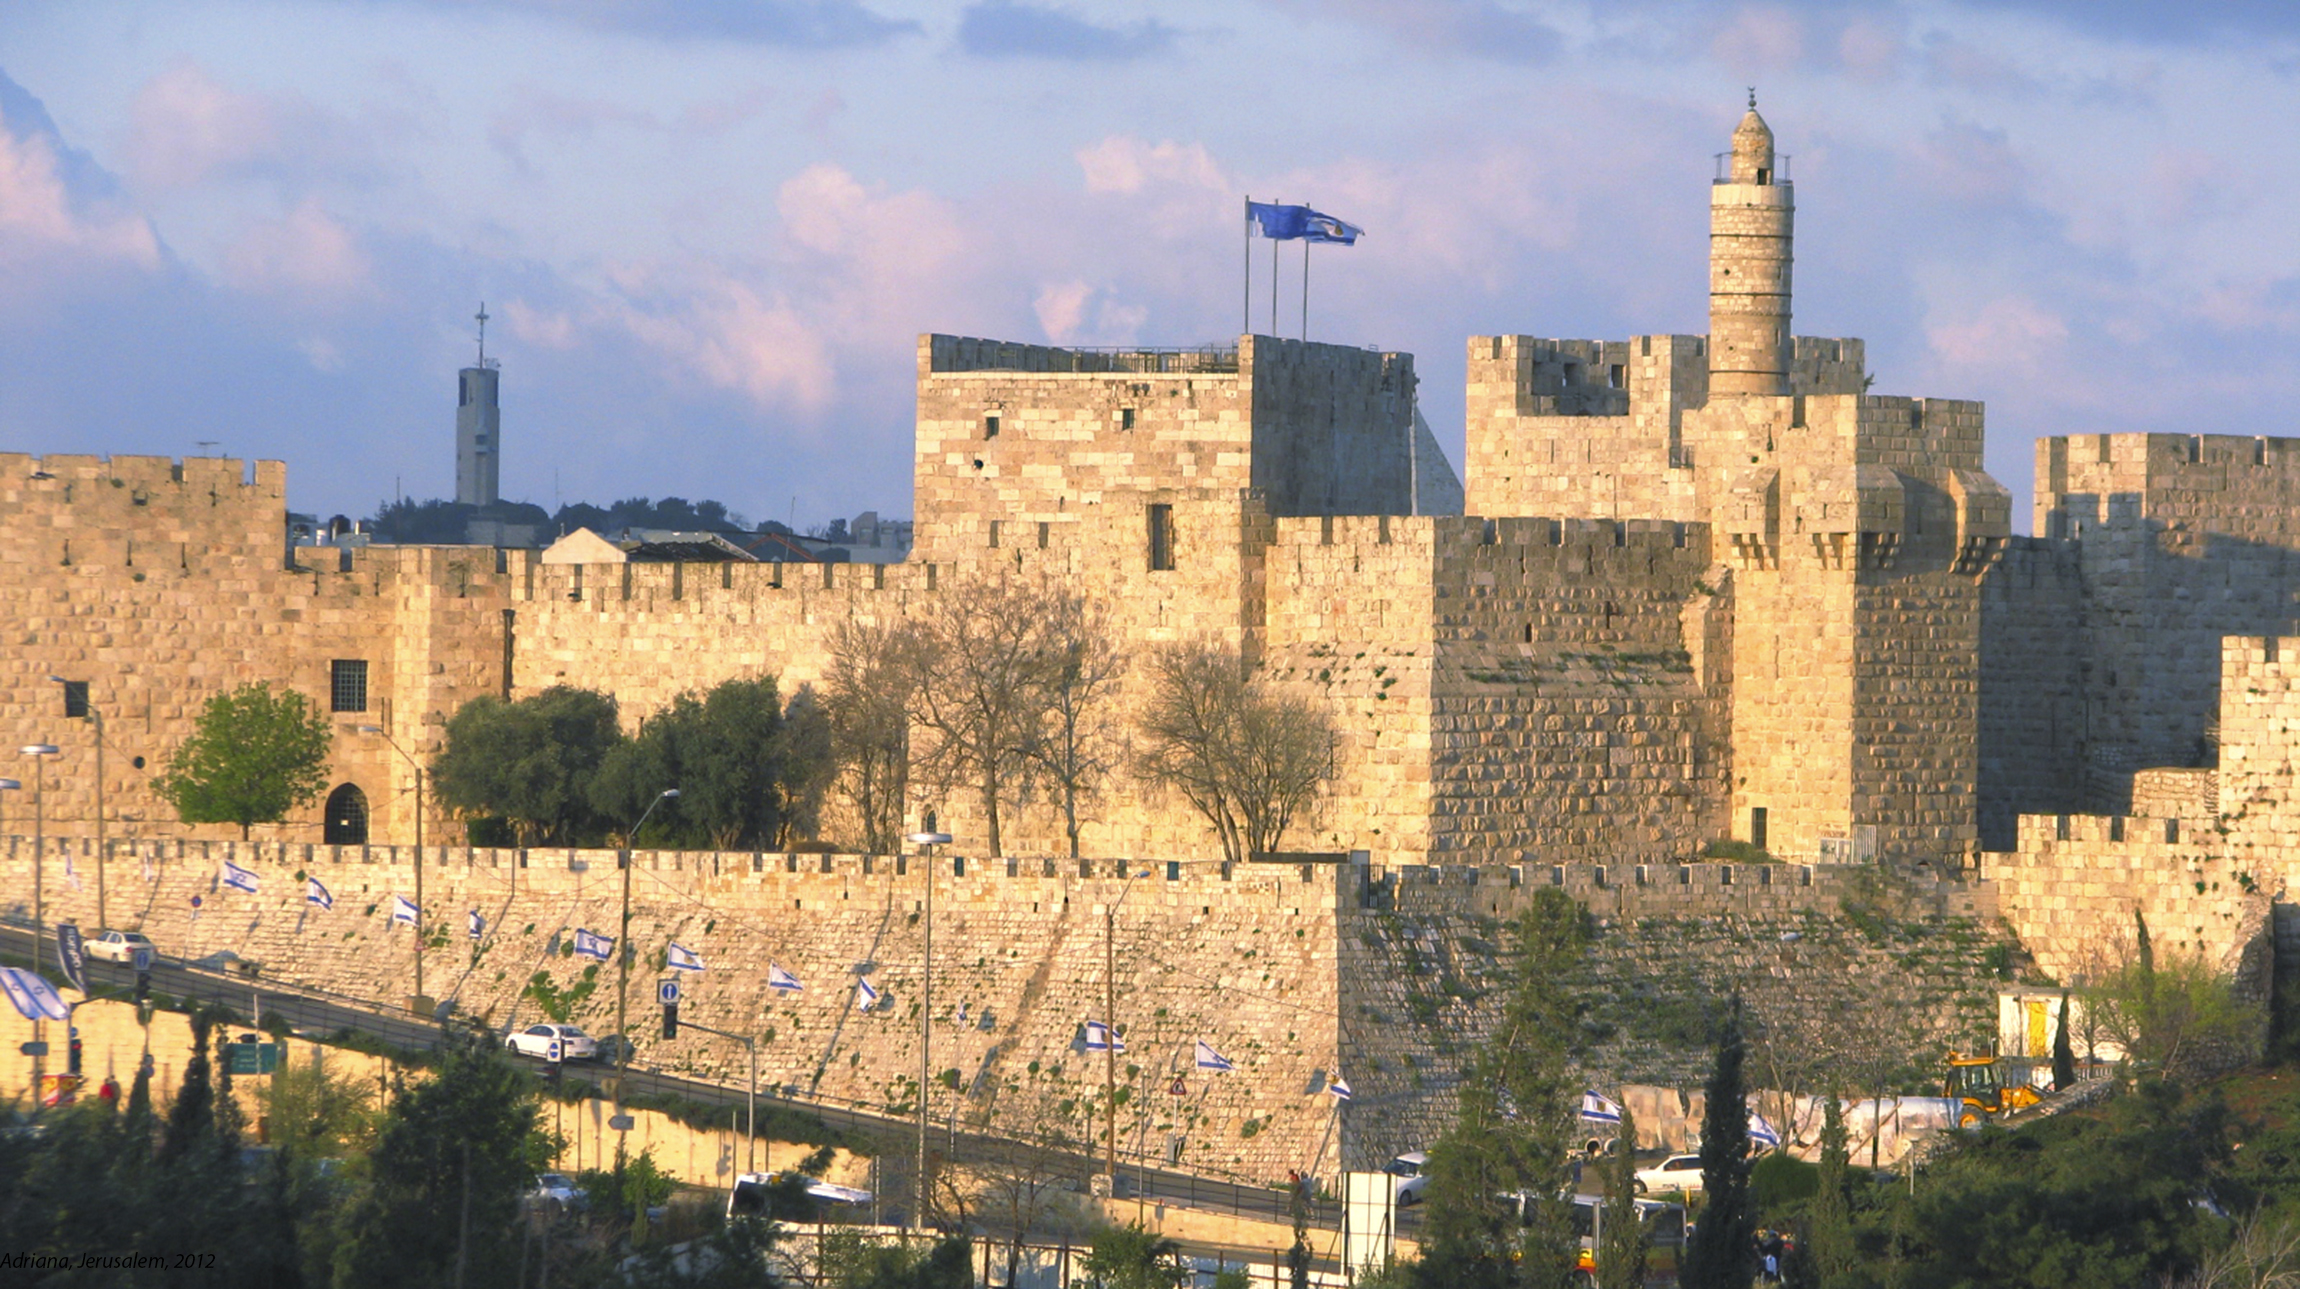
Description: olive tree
155,682,332,839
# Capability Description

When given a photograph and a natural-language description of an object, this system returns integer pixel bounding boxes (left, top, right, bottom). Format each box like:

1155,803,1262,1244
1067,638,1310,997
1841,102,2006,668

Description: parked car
1385,1151,1430,1206
727,1172,874,1222
86,930,158,964
1634,1153,1705,1195
529,1173,582,1208
506,1024,597,1061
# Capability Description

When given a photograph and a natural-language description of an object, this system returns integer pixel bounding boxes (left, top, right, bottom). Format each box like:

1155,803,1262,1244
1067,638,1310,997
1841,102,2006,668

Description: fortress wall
0,454,512,846
1977,539,2089,850
1241,338,1415,518
1421,517,1726,864
1727,566,1857,859
2216,637,2300,860
1460,334,1703,522
1983,813,2263,986
2040,433,2300,545
1852,573,1985,862
3,836,1358,1184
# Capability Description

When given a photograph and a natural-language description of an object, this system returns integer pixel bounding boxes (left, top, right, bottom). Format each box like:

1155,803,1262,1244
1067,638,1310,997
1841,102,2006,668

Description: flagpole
1243,196,1252,338
1270,230,1279,336
1302,240,1310,342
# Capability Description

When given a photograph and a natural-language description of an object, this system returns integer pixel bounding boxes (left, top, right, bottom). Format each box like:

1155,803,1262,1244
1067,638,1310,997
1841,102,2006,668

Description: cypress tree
1683,998,1757,1289
1598,1100,1647,1289
2052,991,2078,1090
1810,1093,1854,1287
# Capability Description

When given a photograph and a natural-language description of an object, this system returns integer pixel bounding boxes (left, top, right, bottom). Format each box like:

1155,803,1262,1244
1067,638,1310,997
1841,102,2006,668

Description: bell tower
1707,94,1793,399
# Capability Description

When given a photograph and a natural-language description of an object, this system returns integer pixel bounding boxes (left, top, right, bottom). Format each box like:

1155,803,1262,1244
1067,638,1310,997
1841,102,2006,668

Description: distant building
540,527,757,564
456,305,502,508
845,510,914,563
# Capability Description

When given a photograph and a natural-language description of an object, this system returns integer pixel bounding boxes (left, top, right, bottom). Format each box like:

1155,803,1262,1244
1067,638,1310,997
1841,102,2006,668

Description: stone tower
456,305,502,507
1707,98,1793,399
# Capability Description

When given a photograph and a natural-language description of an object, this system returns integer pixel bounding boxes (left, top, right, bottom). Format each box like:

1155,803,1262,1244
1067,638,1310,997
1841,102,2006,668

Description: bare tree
1032,593,1125,858
1134,640,1335,864
908,574,1066,856
958,1064,1097,1287
823,619,918,855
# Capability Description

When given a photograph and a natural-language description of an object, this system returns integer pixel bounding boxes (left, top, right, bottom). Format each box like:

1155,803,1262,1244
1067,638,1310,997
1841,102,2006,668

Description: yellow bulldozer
1942,1052,2047,1128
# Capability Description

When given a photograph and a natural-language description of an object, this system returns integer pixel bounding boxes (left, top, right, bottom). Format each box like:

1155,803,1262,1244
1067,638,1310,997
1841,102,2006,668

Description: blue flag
1247,201,1363,245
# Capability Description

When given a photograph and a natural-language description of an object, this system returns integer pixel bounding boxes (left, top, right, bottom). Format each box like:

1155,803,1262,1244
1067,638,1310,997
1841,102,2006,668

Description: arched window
324,783,369,845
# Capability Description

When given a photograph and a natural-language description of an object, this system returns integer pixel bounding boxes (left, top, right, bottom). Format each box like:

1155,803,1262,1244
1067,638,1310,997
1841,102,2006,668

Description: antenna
1748,87,1757,110
475,302,490,366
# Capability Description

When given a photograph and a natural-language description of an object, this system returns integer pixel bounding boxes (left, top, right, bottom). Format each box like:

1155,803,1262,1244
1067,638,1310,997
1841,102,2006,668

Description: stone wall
1977,539,2088,851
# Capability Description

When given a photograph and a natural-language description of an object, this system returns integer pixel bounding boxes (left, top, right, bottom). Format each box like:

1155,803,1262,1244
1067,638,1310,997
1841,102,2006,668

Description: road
0,922,1352,1232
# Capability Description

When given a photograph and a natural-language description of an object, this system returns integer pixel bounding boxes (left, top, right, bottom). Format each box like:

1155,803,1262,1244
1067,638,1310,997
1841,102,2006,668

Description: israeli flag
768,963,803,993
0,967,70,1021
854,978,880,1012
956,1001,969,1025
1195,1039,1234,1073
1749,1110,1783,1149
667,943,704,973
1327,1074,1354,1102
1083,1020,1125,1053
468,910,485,941
573,928,613,961
390,894,420,926
306,877,334,911
1580,1089,1625,1124
221,860,260,894
64,852,81,892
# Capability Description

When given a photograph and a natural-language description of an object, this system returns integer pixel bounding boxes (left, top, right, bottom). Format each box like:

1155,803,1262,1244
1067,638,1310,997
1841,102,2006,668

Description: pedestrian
98,1075,121,1109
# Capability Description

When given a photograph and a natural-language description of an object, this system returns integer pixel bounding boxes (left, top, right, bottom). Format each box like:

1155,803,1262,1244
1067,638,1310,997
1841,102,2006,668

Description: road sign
130,946,154,974
55,924,86,994
19,1041,48,1056
609,1114,634,1131
546,1040,562,1064
658,979,680,1006
223,1041,283,1076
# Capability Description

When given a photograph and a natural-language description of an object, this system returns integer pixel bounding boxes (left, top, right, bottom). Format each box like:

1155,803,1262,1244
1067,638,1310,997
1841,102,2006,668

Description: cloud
0,80,161,277
222,198,373,299
123,60,357,192
1957,0,2300,43
1256,0,1560,63
957,1,1178,60
1076,137,1227,195
433,0,917,47
1926,294,2069,373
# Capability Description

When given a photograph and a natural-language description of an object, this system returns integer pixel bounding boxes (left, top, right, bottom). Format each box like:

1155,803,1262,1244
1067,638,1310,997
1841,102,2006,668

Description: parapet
921,334,1240,376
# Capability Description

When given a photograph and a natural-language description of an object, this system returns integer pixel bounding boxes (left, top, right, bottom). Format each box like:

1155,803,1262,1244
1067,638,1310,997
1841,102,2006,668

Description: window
1607,364,1624,390
1749,807,1768,851
988,520,1001,549
60,680,89,719
459,374,471,407
323,783,368,845
1120,407,1136,431
1147,503,1175,571
984,414,1001,439
330,660,369,713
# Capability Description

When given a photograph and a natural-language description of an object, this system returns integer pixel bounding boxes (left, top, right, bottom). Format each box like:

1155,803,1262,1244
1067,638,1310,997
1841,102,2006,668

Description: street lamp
905,813,952,1231
1103,862,1153,1199
356,725,428,1009
21,744,58,1097
616,787,679,1157
45,678,104,932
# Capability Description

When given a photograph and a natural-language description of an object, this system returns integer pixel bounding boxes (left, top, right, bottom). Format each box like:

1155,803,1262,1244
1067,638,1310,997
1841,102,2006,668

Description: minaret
1708,94,1793,399
456,303,501,507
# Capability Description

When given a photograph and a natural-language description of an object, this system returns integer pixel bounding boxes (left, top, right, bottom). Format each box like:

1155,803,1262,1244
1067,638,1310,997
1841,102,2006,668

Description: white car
529,1172,582,1208
86,930,158,964
727,1172,875,1220
1633,1153,1705,1195
1385,1151,1429,1206
507,1024,597,1061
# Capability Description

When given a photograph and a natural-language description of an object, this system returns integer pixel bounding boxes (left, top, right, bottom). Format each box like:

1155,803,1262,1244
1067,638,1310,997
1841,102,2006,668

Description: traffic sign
657,979,680,1006
19,1041,48,1057
546,1040,562,1064
609,1114,635,1131
130,946,154,974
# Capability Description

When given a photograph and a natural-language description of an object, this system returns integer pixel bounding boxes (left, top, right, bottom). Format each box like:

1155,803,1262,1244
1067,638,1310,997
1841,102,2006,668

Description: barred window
1147,503,1174,571
330,660,369,713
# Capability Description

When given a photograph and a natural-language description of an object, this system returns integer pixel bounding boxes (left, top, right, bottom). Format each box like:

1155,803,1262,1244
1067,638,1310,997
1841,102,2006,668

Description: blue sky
5,1,2300,531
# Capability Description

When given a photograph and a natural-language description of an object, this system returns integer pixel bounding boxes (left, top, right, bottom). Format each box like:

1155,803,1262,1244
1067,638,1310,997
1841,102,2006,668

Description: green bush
1751,1150,1818,1210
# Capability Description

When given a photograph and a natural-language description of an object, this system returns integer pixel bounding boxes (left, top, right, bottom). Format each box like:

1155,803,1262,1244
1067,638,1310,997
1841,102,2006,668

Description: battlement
922,334,1240,375
1271,512,1705,557
2,452,287,498
2038,432,2300,542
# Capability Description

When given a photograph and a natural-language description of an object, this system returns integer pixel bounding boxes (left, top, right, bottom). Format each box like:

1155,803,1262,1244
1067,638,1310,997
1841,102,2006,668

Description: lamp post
45,678,103,932
616,788,679,1158
905,814,951,1231
356,725,427,1008
21,744,58,1098
1103,863,1151,1198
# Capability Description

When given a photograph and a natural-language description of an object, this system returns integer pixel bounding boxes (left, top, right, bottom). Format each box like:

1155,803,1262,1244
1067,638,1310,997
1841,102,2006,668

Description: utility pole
358,725,428,1008
906,814,951,1229
615,788,679,1164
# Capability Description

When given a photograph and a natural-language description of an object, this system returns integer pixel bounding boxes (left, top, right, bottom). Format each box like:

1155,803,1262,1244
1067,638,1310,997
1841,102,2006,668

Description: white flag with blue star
667,943,704,973
391,894,419,926
1195,1039,1233,1072
768,963,803,993
574,928,612,961
1580,1089,1624,1123
1749,1108,1782,1148
306,877,333,910
1327,1074,1354,1102
468,909,485,941
1083,1020,1125,1053
221,860,260,894
854,978,880,1012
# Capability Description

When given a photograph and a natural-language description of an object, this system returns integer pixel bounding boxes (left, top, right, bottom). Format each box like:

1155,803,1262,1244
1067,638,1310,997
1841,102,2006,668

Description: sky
6,2,2300,533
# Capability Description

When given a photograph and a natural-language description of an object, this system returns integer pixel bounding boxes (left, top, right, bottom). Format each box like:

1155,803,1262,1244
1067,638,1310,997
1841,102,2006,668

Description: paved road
0,922,1351,1231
